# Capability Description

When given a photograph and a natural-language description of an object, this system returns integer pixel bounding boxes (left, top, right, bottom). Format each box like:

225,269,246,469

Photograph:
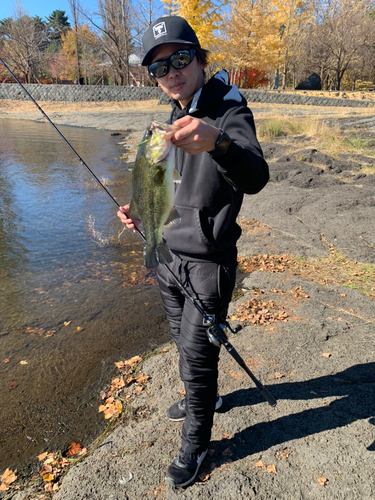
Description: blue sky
0,0,165,23
0,0,97,22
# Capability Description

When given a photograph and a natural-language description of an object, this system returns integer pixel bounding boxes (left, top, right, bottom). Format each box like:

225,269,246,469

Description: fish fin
164,207,181,228
173,169,181,184
145,244,173,269
129,199,140,221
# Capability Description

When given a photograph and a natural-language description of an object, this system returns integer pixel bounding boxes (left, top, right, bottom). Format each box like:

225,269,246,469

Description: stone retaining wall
0,83,162,102
1,83,374,108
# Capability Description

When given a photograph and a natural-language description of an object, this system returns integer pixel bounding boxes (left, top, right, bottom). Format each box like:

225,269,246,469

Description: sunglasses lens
149,60,168,78
148,49,195,78
170,50,194,69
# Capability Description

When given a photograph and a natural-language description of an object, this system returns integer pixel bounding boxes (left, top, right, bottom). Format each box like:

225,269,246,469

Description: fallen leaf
57,458,69,469
124,355,142,367
76,326,83,332
9,381,19,390
1,468,17,486
322,353,332,358
3,359,10,364
37,452,48,462
267,464,277,474
44,457,56,466
136,375,150,384
39,465,53,476
42,473,54,482
64,321,72,326
66,442,82,456
318,477,328,486
277,447,291,460
44,483,53,493
111,377,125,389
274,372,285,379
0,484,8,491
20,360,28,365
134,385,143,392
255,460,264,468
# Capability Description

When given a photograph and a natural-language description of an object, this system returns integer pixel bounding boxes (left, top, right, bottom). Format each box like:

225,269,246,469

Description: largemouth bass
129,122,181,269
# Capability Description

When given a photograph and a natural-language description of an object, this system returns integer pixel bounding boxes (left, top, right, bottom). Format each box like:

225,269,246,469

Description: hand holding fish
171,116,221,155
117,204,140,233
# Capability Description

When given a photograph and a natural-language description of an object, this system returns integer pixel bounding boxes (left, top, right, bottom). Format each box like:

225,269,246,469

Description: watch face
217,132,231,154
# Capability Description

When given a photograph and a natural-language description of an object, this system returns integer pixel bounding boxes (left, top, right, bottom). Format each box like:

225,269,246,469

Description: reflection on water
0,120,169,471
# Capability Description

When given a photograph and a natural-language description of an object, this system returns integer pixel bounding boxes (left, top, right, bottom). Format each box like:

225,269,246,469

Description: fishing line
0,57,276,407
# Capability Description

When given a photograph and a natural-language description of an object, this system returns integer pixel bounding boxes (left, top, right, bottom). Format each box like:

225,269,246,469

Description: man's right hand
117,204,140,233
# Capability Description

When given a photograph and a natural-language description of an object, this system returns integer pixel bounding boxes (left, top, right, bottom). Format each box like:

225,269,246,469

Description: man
118,15,269,488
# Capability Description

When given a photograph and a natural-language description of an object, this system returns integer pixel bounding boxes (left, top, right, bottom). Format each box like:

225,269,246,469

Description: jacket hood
169,70,246,117
188,70,245,113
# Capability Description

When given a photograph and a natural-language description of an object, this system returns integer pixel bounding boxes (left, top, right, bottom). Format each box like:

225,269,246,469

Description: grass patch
258,116,375,159
238,240,375,300
361,164,375,175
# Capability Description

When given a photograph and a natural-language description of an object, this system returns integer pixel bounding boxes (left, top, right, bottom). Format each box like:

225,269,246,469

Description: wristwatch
209,129,232,157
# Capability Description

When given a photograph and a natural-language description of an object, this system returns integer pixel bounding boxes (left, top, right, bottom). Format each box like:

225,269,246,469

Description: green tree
46,10,71,47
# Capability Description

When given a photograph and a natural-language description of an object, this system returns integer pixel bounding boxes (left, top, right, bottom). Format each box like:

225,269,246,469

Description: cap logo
153,21,167,39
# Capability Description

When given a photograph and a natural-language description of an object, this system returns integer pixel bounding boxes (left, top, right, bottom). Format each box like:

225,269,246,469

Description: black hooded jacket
163,70,269,262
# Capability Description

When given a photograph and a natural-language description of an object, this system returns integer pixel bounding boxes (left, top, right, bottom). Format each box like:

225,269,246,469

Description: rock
295,73,322,91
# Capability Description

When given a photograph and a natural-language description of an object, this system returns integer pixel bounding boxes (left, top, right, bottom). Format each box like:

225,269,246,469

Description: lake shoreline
3,100,375,500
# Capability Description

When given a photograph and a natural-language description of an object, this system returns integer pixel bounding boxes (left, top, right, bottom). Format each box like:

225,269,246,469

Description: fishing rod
0,57,276,408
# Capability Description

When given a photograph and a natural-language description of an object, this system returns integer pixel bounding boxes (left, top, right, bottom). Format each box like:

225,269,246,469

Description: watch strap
209,129,232,157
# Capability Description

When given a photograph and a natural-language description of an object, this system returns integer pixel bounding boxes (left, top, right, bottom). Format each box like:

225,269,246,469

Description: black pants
156,250,237,454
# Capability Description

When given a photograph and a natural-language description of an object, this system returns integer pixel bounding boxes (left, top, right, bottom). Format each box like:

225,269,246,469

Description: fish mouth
150,122,179,163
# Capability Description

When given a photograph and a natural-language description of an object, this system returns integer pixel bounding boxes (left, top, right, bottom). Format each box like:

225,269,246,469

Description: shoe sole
165,449,208,488
167,396,223,422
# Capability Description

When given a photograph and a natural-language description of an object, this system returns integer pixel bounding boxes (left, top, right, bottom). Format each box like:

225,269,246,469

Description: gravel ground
1,99,374,500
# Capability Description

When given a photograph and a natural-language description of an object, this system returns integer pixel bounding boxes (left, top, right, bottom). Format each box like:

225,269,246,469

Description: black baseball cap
141,16,200,66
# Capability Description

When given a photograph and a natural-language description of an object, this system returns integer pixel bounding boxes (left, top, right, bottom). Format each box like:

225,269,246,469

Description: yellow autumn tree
59,24,102,83
161,0,225,62
223,0,312,87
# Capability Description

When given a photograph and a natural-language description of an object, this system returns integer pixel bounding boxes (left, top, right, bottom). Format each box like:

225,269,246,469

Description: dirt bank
1,100,374,500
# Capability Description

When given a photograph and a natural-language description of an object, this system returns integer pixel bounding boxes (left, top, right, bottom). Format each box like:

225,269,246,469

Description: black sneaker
165,449,208,487
166,394,223,421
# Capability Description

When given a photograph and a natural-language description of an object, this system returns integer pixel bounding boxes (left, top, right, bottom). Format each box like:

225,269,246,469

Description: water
0,120,169,471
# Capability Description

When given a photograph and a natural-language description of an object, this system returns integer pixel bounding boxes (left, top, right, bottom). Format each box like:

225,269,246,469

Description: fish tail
145,244,173,269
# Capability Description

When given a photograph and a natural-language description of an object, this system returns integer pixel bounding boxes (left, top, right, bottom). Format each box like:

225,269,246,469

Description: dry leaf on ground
0,468,18,490
66,442,82,456
37,452,48,461
267,464,277,474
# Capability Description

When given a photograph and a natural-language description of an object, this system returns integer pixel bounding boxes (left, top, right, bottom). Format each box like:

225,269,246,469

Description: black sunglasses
148,49,196,79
